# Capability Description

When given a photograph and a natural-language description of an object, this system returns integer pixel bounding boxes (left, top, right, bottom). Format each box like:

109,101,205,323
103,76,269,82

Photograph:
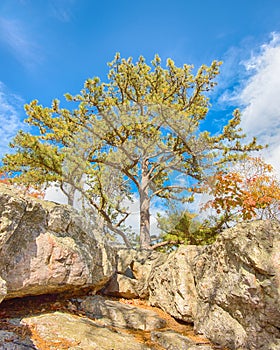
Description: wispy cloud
0,82,25,157
217,33,280,177
238,33,280,175
216,37,259,107
49,0,76,22
0,17,42,69
44,183,69,204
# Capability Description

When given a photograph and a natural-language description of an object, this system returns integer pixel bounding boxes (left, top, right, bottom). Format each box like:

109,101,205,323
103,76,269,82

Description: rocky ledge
0,184,279,349
0,292,218,350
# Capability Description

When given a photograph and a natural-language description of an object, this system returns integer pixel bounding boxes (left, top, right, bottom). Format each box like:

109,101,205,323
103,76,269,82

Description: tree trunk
61,183,75,207
140,159,151,249
67,186,75,207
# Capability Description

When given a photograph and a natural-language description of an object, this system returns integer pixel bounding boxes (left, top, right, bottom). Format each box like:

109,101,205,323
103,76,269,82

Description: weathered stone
80,295,166,331
151,330,212,350
146,220,280,349
102,273,140,298
0,329,36,350
22,311,151,350
1,184,279,350
194,304,248,349
187,347,213,350
0,184,116,300
148,245,202,322
103,248,165,299
194,220,280,350
0,276,7,303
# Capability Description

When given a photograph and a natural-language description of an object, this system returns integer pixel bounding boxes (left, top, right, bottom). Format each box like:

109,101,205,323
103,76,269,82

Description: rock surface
0,185,279,350
148,245,201,323
193,220,280,350
0,329,36,349
151,330,213,350
103,248,165,299
0,277,7,304
80,295,167,331
22,311,151,350
0,184,115,299
0,293,217,350
146,220,280,350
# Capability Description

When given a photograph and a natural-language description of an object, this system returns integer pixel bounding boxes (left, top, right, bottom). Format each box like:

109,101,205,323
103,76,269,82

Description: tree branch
151,240,185,250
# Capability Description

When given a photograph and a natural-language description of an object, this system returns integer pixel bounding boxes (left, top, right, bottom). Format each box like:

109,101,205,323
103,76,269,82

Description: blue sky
1,0,280,98
1,0,280,156
1,0,280,233
1,1,280,173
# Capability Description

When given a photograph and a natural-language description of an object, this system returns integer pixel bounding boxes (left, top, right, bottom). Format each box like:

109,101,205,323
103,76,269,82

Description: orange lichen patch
27,323,81,350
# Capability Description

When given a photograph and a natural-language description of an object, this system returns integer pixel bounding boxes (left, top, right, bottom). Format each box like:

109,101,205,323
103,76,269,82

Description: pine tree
1,54,263,248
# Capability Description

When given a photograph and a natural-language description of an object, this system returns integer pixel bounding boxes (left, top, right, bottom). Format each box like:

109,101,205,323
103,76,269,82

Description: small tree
155,210,217,251
1,54,263,249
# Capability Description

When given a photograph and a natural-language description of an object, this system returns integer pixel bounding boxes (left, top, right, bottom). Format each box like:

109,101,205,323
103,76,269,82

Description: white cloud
123,196,140,235
238,33,280,175
44,186,163,239
44,183,69,204
218,33,280,177
0,17,42,69
120,194,166,237
0,83,25,157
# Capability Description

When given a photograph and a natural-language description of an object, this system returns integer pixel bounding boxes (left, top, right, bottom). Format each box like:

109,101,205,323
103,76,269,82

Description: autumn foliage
203,157,280,223
155,157,280,251
0,173,45,199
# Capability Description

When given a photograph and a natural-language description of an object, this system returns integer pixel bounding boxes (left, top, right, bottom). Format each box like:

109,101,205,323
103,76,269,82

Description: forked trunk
61,183,75,207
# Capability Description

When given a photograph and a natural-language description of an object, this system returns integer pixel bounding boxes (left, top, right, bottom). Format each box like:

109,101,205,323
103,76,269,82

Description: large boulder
147,220,280,349
0,184,116,300
193,220,280,350
148,245,201,323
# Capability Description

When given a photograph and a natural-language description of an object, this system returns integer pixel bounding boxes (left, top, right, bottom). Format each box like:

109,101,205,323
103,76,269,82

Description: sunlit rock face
146,220,280,350
0,184,116,299
22,311,151,350
148,245,201,323
102,248,166,299
0,277,6,303
0,183,279,350
80,295,167,331
192,220,280,350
